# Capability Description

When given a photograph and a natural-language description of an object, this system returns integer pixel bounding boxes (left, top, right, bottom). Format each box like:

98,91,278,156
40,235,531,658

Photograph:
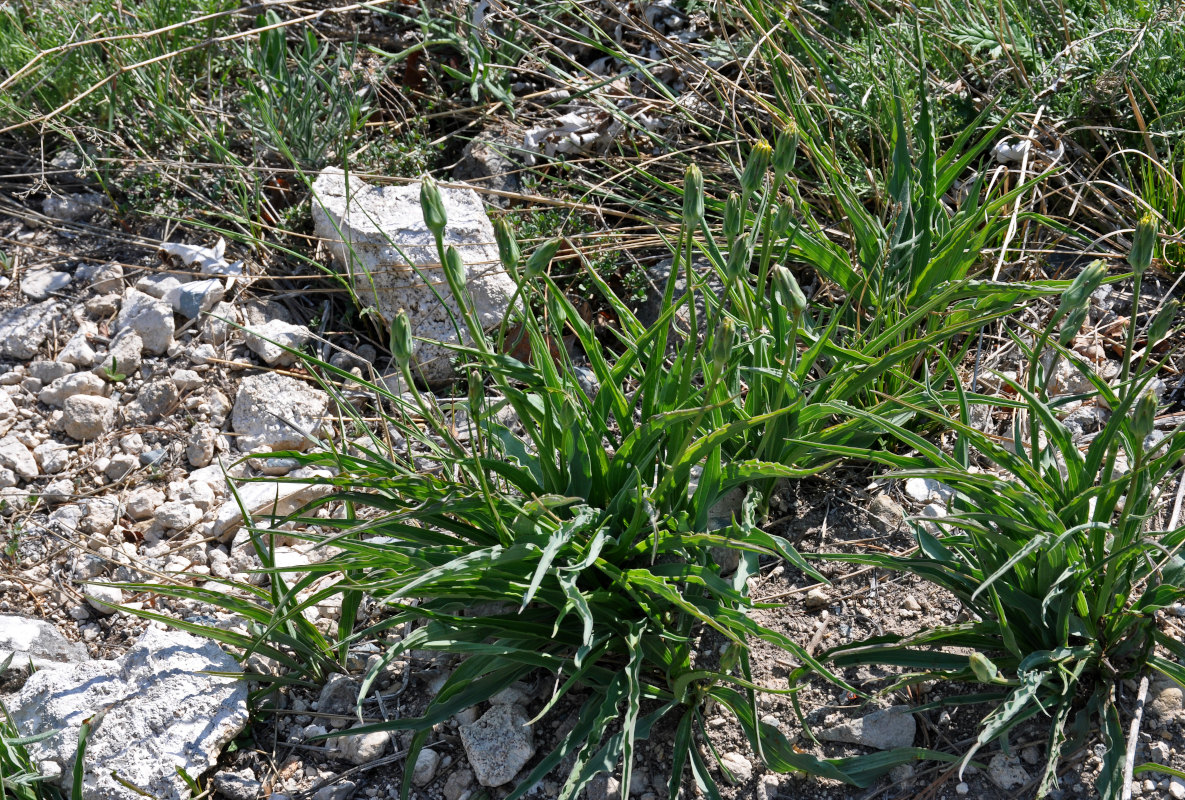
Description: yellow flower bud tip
774,128,800,175
741,141,773,196
1130,213,1158,275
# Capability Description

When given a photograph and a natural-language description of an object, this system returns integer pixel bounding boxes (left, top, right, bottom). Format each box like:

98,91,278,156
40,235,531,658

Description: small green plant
101,358,126,383
812,227,1185,799
2,518,19,560
239,10,372,170
375,0,524,106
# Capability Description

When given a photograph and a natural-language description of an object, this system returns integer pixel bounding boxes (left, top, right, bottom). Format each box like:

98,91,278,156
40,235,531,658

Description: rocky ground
3,168,1185,800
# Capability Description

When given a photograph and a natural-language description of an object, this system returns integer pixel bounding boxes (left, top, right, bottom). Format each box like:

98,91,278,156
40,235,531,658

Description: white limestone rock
210,467,334,541
340,724,390,766
126,487,165,521
819,706,916,751
123,378,179,425
458,704,535,787
27,360,73,384
311,167,518,383
83,583,123,615
33,441,71,474
0,300,61,360
59,323,98,367
5,627,248,800
62,395,115,441
186,425,217,468
115,289,174,355
231,372,328,452
244,319,312,366
20,269,71,300
99,329,143,380
0,615,88,672
135,274,182,299
0,435,38,481
0,392,17,437
39,372,108,408
164,279,226,320
155,500,203,531
41,192,106,222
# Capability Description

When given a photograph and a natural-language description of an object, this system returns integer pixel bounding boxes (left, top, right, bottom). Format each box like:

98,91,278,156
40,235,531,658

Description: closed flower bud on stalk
723,193,743,243
773,199,794,234
524,238,562,281
741,140,772,197
443,245,466,292
773,122,799,177
389,309,413,371
1129,213,1157,277
773,265,807,318
493,218,520,275
1057,260,1107,319
682,164,704,227
1132,390,1157,441
970,652,999,684
1147,298,1179,346
711,317,735,374
420,175,448,238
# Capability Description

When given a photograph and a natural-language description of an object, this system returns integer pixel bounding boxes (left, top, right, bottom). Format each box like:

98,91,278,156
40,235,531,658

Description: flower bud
524,238,562,282
741,140,772,198
442,245,466,294
1129,213,1157,277
682,164,704,228
726,241,753,284
773,199,794,234
723,193,743,243
1147,298,1179,347
389,309,413,371
773,122,799,177
1057,260,1107,319
773,265,807,318
969,652,999,684
711,317,735,374
1132,389,1158,441
420,174,448,239
493,218,520,275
